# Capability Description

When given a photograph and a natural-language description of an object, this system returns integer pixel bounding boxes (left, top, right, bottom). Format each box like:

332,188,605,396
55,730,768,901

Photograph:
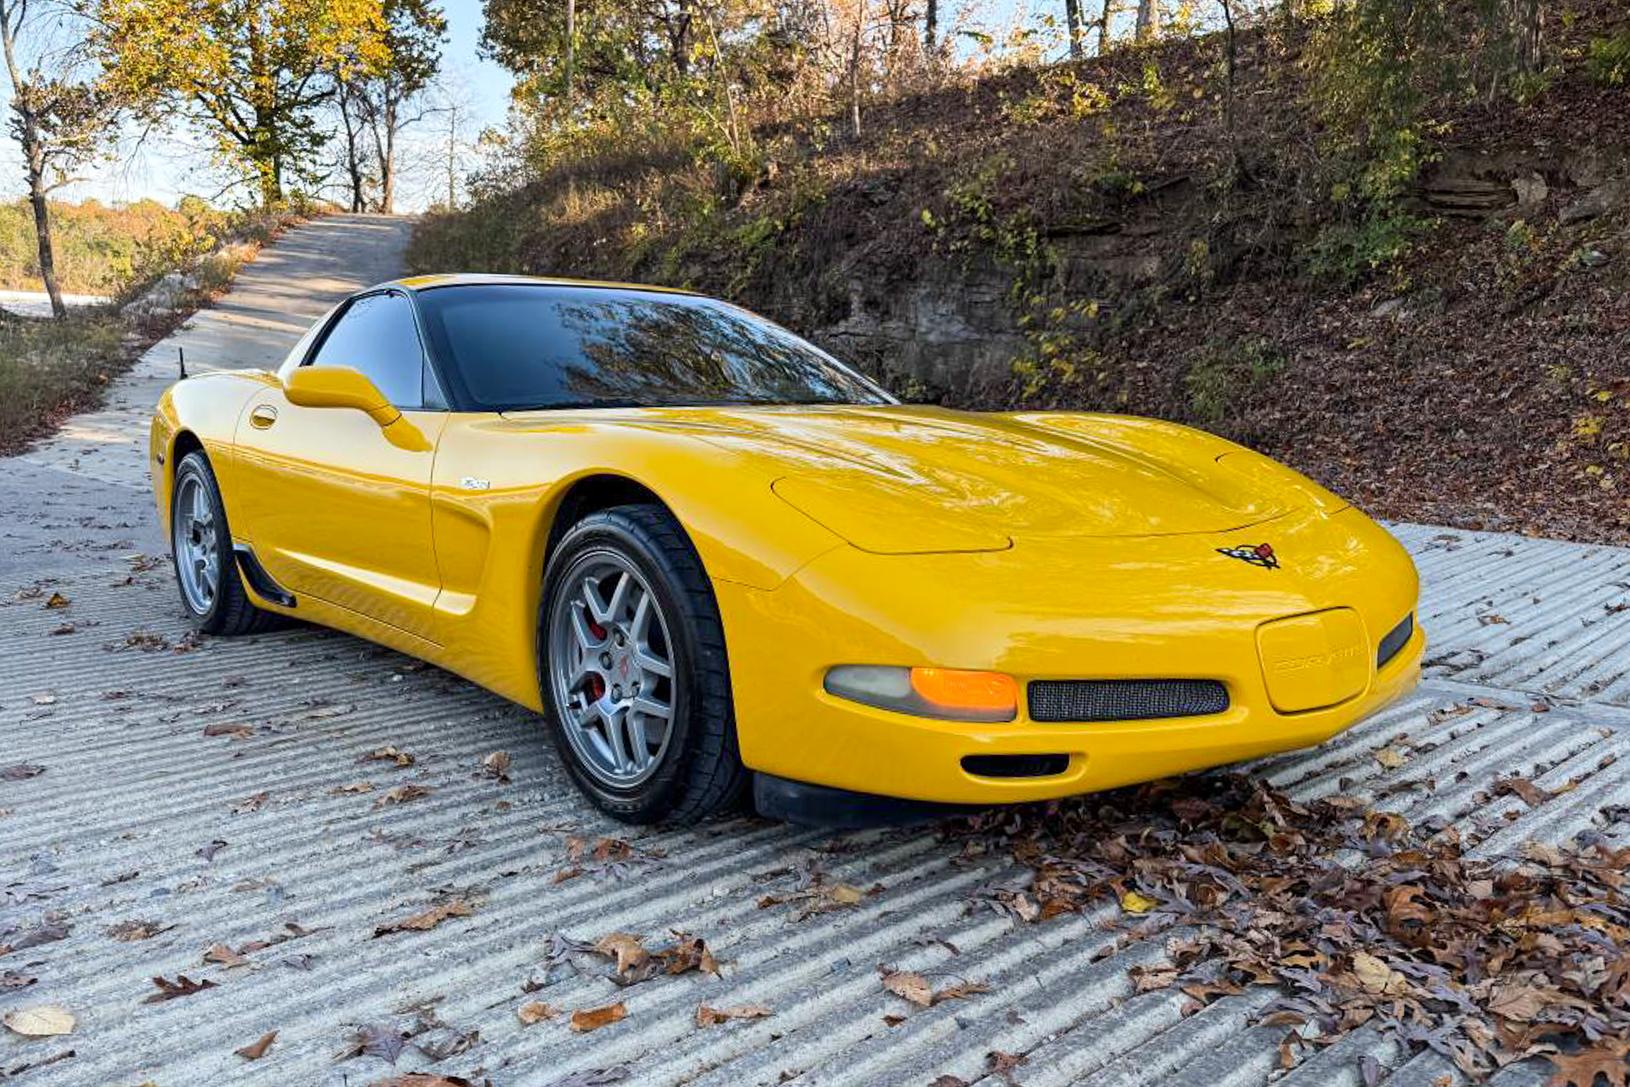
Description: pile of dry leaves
952,774,1629,1084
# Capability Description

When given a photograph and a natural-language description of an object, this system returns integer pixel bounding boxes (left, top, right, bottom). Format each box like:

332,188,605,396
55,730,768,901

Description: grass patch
0,311,131,453
1184,338,1288,424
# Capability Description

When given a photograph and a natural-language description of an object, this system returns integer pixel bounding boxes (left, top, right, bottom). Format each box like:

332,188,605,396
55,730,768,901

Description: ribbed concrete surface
2,217,1627,1085
5,531,1626,1087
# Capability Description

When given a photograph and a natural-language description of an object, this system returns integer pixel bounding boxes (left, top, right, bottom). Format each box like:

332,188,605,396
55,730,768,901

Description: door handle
249,405,278,429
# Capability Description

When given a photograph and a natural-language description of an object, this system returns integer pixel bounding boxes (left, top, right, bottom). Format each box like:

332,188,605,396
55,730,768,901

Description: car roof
384,273,700,297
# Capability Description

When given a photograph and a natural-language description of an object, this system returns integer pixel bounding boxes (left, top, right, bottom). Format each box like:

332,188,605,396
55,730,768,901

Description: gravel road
1,214,1627,1087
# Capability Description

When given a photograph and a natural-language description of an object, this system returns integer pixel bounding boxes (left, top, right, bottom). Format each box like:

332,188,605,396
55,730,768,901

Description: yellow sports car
149,274,1424,825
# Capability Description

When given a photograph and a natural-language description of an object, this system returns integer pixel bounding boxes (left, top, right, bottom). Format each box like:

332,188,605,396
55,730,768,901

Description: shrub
1184,338,1287,424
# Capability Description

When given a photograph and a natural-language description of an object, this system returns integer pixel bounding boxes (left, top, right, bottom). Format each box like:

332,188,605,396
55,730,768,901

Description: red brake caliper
586,615,607,700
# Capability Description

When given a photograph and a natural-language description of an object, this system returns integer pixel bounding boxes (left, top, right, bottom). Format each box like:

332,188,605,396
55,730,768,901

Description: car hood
636,405,1301,555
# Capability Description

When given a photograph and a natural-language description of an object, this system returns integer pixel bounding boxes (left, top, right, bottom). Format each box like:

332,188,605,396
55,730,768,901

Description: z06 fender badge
1217,542,1279,569
459,477,491,491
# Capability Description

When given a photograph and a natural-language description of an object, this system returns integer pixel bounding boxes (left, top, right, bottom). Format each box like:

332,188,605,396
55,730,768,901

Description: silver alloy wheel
548,551,677,788
173,473,220,615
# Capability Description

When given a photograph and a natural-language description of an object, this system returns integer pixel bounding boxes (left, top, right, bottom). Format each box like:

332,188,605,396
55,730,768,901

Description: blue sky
2,0,515,209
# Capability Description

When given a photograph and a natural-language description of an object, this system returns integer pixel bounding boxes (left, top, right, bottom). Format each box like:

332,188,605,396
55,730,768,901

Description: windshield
414,283,893,411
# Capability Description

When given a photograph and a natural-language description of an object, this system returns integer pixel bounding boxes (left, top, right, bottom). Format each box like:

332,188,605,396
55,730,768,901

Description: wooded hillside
411,0,1630,543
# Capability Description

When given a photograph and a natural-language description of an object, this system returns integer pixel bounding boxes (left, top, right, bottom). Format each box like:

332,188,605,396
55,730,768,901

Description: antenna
178,346,187,380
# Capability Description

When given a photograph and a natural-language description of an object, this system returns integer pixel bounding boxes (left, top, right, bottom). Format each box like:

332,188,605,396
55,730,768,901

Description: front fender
424,413,846,709
149,371,279,542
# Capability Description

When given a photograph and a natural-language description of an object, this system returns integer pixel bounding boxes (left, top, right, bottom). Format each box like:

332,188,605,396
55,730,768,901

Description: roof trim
382,273,699,296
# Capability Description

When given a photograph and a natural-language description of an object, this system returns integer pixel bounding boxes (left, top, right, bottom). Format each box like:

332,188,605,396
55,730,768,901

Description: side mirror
284,366,400,427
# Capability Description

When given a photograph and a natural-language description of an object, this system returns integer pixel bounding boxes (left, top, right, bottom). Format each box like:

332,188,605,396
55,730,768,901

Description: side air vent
961,754,1070,778
1377,612,1414,669
233,545,297,608
1028,679,1229,723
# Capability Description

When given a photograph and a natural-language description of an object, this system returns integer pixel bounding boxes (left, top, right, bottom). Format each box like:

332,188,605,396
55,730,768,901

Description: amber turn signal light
824,665,1018,723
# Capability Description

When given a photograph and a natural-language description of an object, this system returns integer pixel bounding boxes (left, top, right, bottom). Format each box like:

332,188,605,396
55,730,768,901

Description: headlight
824,665,1018,723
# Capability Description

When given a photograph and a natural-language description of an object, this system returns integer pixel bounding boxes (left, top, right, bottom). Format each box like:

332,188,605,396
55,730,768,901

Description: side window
306,292,425,408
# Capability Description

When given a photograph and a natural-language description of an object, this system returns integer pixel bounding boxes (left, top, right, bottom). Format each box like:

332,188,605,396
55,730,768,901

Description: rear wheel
540,504,747,824
170,451,276,635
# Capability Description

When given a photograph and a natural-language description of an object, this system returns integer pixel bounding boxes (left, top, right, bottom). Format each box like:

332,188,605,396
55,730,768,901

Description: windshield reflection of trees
551,298,876,406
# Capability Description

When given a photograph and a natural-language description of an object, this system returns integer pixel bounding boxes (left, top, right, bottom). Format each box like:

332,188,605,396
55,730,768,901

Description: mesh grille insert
1377,612,1414,669
1028,679,1229,723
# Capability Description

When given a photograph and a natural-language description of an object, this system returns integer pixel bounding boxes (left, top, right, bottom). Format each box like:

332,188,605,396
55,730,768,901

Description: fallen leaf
107,919,169,942
1120,889,1158,914
0,763,46,780
375,784,430,806
342,1022,406,1063
366,1076,479,1087
1545,1040,1630,1087
593,932,650,976
827,883,864,905
987,1049,1028,1085
373,899,473,937
881,970,934,1007
482,750,511,782
142,975,216,1003
929,1077,970,1087
236,1030,277,1060
1373,747,1409,770
1488,982,1555,1023
1,919,70,952
695,1003,773,1027
43,592,69,609
569,1001,627,1033
365,746,415,768
203,724,254,740
2,1005,74,1037
660,933,718,977
204,943,250,969
231,791,269,815
517,1001,557,1024
933,980,991,1003
331,781,374,794
1350,952,1407,996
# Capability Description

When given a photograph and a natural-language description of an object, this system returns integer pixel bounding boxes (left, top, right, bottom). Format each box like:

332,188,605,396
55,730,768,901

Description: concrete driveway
1,214,1627,1087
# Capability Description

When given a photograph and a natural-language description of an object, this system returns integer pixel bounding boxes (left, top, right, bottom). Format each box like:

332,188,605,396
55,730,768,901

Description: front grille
1028,679,1230,723
961,754,1070,778
1377,612,1414,669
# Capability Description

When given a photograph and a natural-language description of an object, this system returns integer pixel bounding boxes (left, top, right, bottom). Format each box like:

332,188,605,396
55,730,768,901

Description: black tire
170,451,277,636
539,504,748,825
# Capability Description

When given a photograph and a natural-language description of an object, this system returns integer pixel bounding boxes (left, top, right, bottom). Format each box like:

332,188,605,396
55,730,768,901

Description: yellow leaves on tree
89,0,389,203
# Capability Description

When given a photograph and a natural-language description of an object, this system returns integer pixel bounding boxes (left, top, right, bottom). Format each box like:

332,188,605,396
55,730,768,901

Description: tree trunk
564,0,575,106
25,146,64,320
1134,0,1158,42
924,0,936,53
338,84,368,212
1098,0,1113,53
1065,0,1083,59
0,0,65,319
849,6,862,139
1509,0,1542,77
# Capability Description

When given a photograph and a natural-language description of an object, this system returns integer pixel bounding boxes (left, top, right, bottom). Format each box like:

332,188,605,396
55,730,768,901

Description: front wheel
170,451,275,635
539,504,747,824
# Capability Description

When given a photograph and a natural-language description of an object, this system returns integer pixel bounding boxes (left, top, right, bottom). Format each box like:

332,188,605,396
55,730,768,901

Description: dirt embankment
411,3,1630,542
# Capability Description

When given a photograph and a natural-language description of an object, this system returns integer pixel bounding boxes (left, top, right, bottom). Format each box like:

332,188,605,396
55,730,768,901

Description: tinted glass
308,292,424,407
415,284,890,411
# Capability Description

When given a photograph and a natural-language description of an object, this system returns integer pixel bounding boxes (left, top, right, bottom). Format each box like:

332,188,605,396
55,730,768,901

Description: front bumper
714,507,1424,806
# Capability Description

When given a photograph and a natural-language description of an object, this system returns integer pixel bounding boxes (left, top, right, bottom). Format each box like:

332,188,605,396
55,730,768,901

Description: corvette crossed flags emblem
1217,542,1279,570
